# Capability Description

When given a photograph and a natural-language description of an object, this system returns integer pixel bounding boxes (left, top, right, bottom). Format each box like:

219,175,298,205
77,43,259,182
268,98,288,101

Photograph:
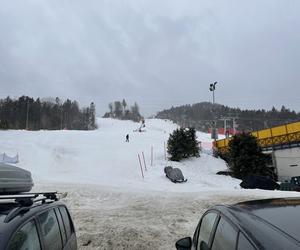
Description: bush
227,132,275,179
167,127,200,161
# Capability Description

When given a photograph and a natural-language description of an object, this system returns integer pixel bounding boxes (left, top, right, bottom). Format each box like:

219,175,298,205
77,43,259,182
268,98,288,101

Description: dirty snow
1,118,299,249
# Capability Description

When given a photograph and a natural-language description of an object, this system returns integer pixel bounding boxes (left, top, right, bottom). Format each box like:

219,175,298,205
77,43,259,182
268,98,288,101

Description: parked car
0,192,77,250
176,197,300,250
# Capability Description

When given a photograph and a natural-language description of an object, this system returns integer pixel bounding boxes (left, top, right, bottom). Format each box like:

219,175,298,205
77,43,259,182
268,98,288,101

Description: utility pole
26,100,29,130
210,82,217,104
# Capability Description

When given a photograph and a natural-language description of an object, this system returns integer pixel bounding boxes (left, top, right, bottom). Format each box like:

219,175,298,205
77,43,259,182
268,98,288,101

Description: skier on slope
126,134,129,142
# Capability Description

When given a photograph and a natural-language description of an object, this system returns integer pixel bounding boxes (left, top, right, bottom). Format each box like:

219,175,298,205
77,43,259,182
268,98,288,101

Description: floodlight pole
209,81,217,105
209,82,218,142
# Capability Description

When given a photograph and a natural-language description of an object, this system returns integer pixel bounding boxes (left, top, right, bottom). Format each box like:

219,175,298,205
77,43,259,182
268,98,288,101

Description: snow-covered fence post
138,154,144,179
151,146,153,166
142,152,147,171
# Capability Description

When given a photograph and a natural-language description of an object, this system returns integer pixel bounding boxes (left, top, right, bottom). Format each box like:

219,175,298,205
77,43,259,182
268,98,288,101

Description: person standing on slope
126,134,129,142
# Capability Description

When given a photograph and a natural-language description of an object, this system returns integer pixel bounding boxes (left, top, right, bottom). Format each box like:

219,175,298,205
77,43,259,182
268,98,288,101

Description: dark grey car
0,192,77,250
176,197,300,250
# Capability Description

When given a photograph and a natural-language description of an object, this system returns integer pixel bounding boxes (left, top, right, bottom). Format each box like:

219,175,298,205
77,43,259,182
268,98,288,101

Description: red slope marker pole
142,152,147,171
138,154,144,179
151,146,153,166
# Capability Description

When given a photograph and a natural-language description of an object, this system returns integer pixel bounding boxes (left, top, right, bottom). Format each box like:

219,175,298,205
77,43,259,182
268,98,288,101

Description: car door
58,206,77,250
37,208,63,250
210,216,238,250
194,211,219,250
54,207,68,248
37,206,77,250
6,219,42,250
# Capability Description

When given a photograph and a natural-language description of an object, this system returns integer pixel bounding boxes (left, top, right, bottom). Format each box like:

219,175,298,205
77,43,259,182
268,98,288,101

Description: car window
211,217,238,250
197,212,218,250
55,207,67,245
8,220,41,250
59,206,74,239
38,209,62,250
237,233,255,250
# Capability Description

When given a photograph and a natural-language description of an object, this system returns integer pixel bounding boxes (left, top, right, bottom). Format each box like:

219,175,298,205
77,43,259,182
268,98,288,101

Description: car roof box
0,163,34,194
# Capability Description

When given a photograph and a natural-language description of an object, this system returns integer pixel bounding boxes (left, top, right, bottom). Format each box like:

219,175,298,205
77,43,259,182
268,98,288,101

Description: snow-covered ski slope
2,118,300,249
0,118,240,192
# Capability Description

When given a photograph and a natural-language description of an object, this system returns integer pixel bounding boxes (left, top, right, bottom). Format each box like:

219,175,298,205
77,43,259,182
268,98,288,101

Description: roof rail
1,192,58,223
0,192,57,202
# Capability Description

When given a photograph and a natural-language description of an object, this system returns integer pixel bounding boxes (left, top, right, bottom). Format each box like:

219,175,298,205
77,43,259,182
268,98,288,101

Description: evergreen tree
83,107,90,130
227,133,274,179
167,127,200,161
0,120,9,129
114,101,123,117
88,102,97,130
130,102,142,122
131,102,139,116
122,99,127,114
186,128,200,157
108,103,113,116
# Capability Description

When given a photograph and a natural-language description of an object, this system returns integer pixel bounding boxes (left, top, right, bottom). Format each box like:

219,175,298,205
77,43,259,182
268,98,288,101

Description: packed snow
0,118,239,192
0,118,299,249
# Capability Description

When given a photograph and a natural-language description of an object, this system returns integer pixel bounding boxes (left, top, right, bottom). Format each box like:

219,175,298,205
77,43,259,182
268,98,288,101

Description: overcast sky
0,0,300,115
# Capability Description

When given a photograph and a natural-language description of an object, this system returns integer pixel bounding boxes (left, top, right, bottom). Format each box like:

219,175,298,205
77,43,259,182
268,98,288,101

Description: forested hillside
0,96,97,130
156,102,300,132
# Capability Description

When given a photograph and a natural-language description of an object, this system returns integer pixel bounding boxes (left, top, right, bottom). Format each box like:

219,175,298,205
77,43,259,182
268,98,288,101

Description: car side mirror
175,237,192,250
